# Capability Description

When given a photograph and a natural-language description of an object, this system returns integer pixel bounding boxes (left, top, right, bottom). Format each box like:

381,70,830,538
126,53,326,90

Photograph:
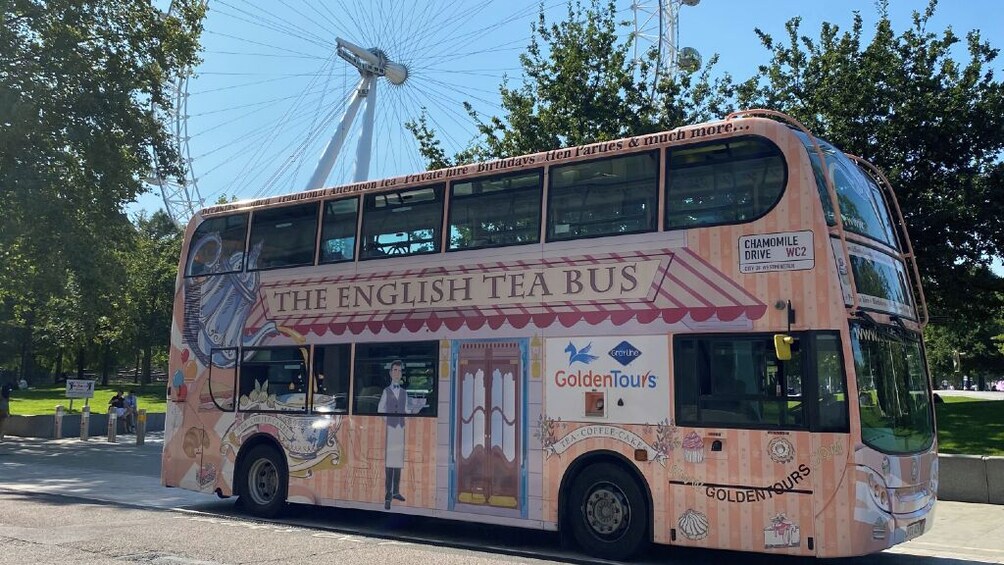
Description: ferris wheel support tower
305,38,408,190
631,0,702,96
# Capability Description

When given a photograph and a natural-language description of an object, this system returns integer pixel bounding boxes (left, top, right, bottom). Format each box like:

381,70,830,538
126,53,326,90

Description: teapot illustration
184,232,279,368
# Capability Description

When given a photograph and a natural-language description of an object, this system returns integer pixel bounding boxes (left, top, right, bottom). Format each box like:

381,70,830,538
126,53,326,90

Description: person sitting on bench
109,390,127,432
123,390,138,433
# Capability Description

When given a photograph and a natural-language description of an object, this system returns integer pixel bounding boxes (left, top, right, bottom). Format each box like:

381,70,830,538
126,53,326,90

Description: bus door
454,341,523,511
749,336,814,554
187,349,238,493
675,334,814,554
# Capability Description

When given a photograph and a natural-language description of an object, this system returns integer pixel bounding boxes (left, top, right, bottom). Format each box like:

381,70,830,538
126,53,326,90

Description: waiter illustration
379,360,425,509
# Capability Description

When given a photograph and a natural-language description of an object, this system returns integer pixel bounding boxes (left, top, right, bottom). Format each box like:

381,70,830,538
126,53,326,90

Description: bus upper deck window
665,137,786,230
186,213,249,276
248,203,319,271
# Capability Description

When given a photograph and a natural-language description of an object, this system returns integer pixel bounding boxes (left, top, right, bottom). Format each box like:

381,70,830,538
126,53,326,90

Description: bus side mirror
774,334,795,361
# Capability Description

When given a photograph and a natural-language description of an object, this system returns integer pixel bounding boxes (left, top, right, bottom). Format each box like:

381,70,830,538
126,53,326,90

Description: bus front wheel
565,462,649,561
237,444,288,519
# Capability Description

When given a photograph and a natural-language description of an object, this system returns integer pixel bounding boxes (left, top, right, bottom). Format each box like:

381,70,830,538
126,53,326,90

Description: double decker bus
162,109,936,561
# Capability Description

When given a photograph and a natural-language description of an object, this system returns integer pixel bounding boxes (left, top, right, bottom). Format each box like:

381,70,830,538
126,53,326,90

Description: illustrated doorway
453,340,524,512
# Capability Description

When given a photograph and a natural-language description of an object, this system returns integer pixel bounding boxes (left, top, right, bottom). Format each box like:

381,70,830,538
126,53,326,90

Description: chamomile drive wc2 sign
738,230,814,273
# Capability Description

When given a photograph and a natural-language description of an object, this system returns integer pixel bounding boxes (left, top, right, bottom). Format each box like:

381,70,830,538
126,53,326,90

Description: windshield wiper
854,310,879,326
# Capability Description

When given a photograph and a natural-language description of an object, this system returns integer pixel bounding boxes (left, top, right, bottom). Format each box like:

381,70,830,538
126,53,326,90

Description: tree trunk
18,312,35,384
100,342,110,386
141,346,152,385
76,346,86,379
134,350,140,384
54,349,64,384
18,333,29,381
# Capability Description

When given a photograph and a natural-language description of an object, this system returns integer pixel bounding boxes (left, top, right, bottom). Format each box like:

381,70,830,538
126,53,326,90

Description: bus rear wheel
238,444,287,519
565,462,649,561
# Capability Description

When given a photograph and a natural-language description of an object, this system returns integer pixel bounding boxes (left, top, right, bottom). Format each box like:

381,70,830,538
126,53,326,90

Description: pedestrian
108,390,126,431
1,380,12,442
124,390,138,433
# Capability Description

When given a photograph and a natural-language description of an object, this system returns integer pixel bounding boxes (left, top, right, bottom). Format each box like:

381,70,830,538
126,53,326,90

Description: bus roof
196,115,785,221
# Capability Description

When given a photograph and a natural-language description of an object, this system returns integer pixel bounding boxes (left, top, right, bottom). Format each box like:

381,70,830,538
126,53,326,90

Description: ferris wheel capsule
678,47,702,73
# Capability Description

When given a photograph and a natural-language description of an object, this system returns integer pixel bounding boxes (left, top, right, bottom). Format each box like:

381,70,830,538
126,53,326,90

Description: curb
938,453,1004,504
4,413,165,438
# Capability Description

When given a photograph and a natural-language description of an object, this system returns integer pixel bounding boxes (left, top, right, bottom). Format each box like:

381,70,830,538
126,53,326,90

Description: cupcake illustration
764,513,800,548
678,509,709,540
683,431,705,463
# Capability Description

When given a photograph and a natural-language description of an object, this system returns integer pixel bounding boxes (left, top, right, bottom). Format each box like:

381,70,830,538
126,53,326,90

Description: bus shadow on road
185,500,982,565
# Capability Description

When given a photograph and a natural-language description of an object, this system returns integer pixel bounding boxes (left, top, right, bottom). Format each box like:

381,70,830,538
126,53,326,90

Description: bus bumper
841,466,936,556
887,498,936,546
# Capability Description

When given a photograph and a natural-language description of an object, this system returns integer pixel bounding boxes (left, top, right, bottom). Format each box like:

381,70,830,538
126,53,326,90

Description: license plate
906,519,926,540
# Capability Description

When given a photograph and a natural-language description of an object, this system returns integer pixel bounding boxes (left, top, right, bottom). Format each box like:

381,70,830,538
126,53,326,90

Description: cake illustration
763,513,800,548
768,437,794,464
683,431,705,463
196,463,217,487
678,509,709,540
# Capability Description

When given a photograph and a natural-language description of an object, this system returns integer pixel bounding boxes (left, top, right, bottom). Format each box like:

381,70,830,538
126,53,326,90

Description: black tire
565,462,649,561
237,444,288,519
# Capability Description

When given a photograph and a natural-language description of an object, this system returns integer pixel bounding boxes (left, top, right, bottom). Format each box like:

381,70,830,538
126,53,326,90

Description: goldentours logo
608,340,642,367
565,341,599,365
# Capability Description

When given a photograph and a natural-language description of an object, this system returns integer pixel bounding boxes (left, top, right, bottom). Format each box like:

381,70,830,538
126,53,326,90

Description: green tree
409,0,1004,377
925,316,1004,386
125,211,183,384
734,0,1004,329
0,1,205,378
407,0,731,166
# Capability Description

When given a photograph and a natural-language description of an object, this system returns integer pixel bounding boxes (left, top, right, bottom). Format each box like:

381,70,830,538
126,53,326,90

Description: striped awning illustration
246,248,767,337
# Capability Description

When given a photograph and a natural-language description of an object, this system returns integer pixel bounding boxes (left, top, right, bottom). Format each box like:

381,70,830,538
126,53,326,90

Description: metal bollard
80,406,90,441
54,405,64,439
136,409,146,445
107,408,117,443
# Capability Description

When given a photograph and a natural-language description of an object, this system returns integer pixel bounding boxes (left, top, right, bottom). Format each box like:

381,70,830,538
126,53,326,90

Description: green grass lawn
5,383,167,416
937,394,981,404
6,384,1001,455
935,397,1004,456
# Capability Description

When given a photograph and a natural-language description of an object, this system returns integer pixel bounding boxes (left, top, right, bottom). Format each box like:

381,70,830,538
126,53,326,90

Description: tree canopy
3,0,1003,383
735,0,1004,326
0,1,202,382
407,0,733,167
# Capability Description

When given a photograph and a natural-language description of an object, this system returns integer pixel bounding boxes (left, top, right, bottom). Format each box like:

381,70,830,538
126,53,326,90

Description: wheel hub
585,484,629,536
248,459,278,505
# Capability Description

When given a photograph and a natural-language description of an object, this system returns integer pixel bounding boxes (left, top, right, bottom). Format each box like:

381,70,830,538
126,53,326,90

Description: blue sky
131,0,1004,224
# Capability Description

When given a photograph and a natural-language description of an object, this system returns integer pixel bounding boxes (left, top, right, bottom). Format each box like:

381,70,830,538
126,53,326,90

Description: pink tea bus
162,109,936,560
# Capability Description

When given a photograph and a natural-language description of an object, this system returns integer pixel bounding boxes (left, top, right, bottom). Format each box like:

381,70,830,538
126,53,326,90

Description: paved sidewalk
2,434,1004,562
936,390,1004,400
0,432,210,509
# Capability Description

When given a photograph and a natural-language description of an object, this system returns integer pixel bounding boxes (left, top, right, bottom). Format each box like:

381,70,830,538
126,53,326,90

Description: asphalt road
2,434,1004,564
0,490,563,565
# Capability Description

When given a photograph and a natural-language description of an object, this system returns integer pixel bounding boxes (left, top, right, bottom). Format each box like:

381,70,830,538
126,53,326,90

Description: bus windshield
850,321,933,454
796,132,898,249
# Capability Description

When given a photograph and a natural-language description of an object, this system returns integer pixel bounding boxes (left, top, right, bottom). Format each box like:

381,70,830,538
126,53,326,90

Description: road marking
905,540,1004,555
888,541,1004,564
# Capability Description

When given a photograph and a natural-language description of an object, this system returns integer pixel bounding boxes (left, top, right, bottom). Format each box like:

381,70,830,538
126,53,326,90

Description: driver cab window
675,335,805,428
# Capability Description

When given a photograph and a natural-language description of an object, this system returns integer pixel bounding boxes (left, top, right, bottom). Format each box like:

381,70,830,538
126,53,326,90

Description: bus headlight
867,471,892,513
